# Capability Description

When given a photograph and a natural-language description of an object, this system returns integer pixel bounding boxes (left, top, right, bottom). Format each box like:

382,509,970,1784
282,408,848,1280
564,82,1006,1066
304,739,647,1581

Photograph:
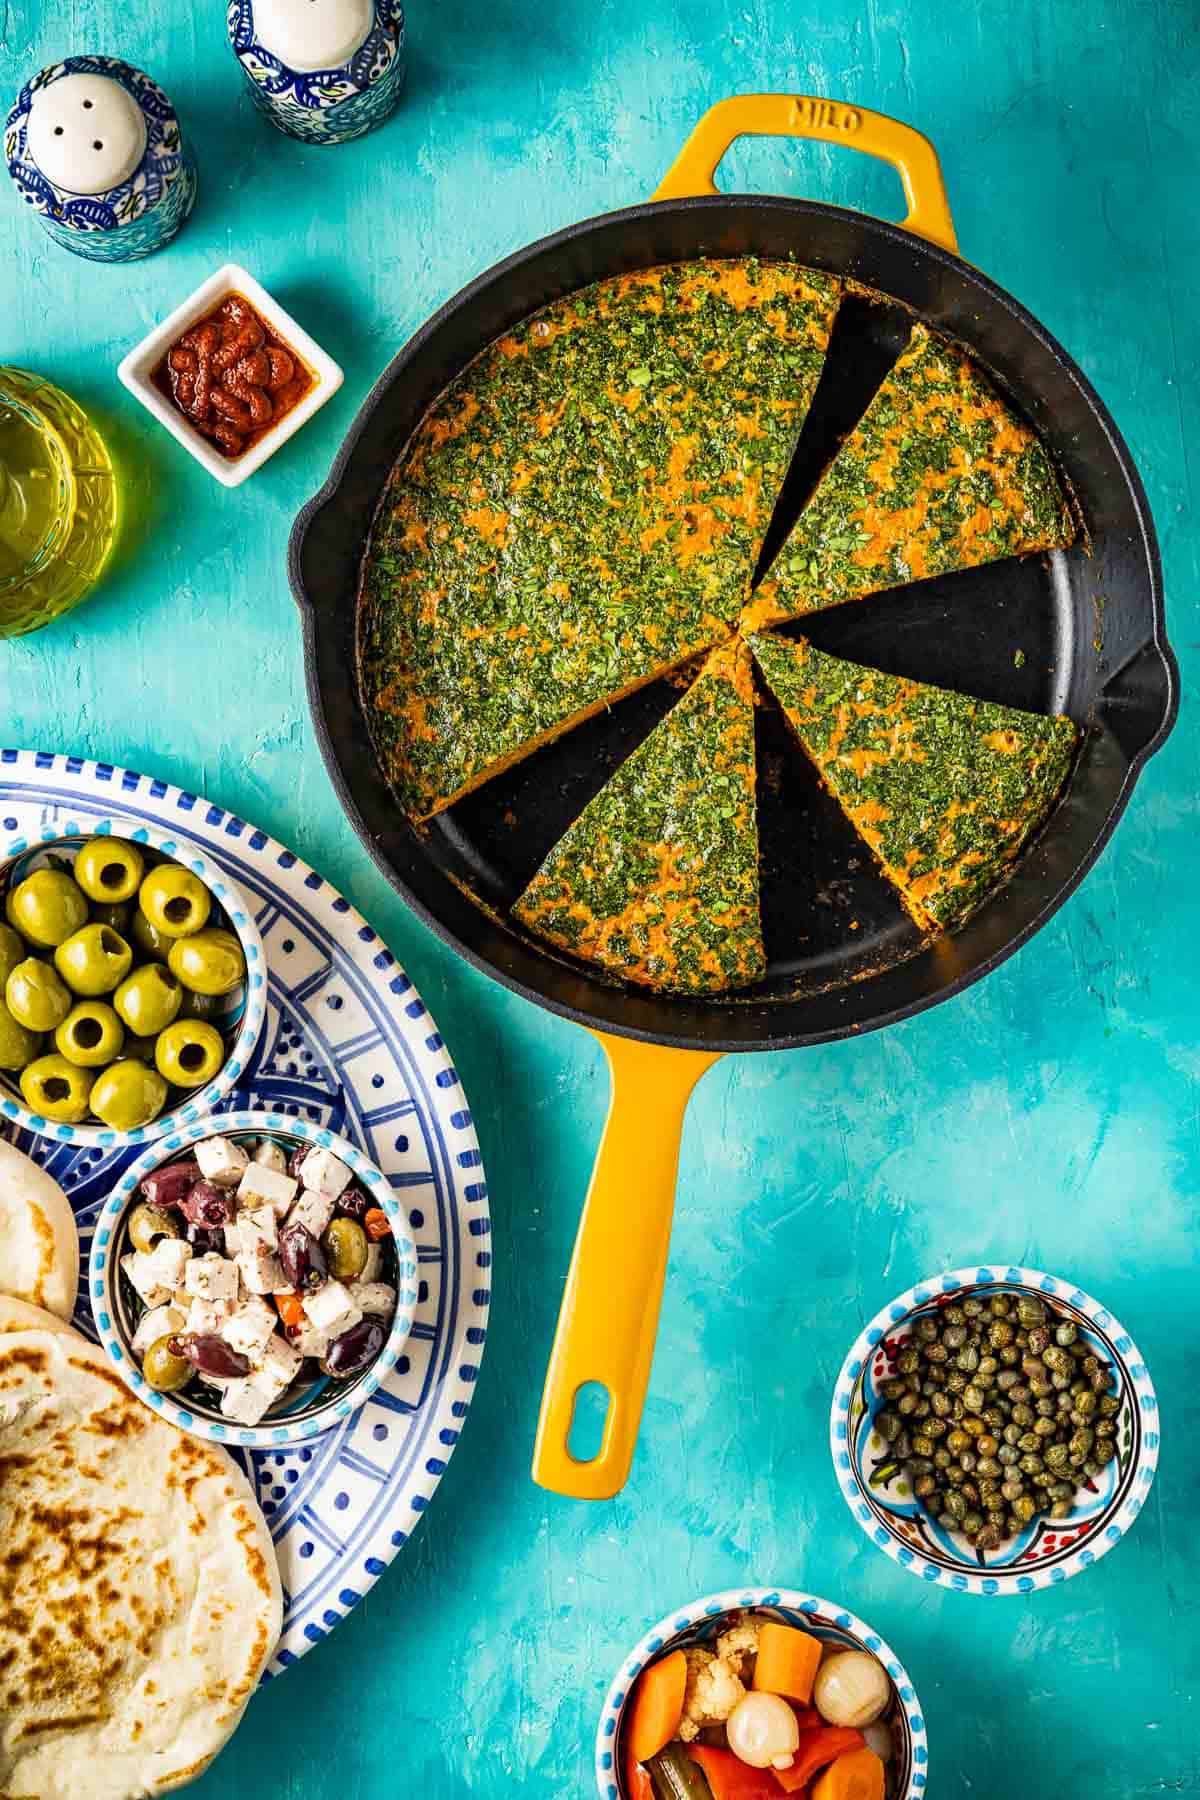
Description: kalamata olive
335,1185,372,1222
168,1333,250,1379
278,1219,327,1292
288,1144,310,1180
185,1222,225,1254
320,1317,385,1379
139,1158,201,1210
179,1179,237,1228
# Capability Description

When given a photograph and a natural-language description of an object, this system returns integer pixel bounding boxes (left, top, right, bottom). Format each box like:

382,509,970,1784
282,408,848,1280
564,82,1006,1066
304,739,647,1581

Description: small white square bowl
118,262,344,488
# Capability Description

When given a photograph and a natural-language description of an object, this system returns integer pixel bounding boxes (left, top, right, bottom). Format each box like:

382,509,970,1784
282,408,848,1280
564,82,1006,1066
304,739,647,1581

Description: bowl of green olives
831,1265,1160,1595
90,1110,419,1447
0,821,266,1146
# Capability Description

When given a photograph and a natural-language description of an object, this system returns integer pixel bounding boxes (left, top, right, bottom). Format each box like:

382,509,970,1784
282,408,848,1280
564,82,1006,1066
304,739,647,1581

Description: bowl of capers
830,1266,1159,1595
0,819,265,1146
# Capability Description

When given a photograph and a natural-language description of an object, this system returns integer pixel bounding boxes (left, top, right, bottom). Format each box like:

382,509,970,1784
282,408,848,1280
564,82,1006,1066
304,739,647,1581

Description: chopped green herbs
748,323,1076,627
358,259,840,818
748,630,1077,931
513,639,764,992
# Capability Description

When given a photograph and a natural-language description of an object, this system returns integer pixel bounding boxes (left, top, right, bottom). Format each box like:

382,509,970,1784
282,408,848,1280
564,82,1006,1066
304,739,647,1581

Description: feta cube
185,1295,235,1336
222,1222,242,1256
184,1252,239,1304
194,1135,249,1188
286,1185,335,1240
298,1146,353,1202
293,1322,331,1360
146,1236,193,1292
132,1303,185,1356
219,1378,273,1427
361,1242,384,1284
252,1138,288,1176
301,1279,362,1339
347,1280,397,1319
224,1295,278,1359
254,1331,302,1388
239,1204,278,1252
121,1252,171,1310
236,1161,298,1219
236,1243,288,1296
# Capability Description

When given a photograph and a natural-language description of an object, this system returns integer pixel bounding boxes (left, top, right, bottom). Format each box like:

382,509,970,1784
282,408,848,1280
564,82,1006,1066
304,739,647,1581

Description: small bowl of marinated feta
88,1110,418,1446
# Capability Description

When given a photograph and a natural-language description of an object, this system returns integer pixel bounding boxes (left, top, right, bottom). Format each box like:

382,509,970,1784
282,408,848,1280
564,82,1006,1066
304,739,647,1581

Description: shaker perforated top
24,71,147,195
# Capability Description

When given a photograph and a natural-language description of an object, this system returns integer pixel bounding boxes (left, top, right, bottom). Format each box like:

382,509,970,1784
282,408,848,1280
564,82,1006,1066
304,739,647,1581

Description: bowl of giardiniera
90,1111,418,1447
831,1265,1160,1596
597,1586,927,1799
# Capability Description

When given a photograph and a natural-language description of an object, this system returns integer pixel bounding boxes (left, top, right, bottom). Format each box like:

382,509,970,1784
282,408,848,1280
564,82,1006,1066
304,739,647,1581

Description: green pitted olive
128,1200,181,1254
0,1000,39,1072
167,928,245,998
90,901,132,933
54,923,133,997
139,865,212,939
6,957,72,1032
321,1216,368,1283
178,987,225,1022
19,1053,93,1122
155,1019,225,1089
0,923,24,988
7,869,89,948
142,1334,192,1393
113,964,182,1037
130,909,172,962
55,1001,125,1068
89,1059,168,1131
73,837,145,905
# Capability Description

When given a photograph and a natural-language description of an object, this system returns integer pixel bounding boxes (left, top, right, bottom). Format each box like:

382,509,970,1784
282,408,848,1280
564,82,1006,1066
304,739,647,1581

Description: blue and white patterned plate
830,1265,1159,1596
595,1585,928,1799
0,748,490,1673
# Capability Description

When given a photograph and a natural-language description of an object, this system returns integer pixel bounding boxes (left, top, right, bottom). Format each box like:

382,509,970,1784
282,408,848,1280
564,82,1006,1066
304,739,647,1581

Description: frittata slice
747,323,1075,627
512,637,765,994
359,259,840,818
748,631,1077,932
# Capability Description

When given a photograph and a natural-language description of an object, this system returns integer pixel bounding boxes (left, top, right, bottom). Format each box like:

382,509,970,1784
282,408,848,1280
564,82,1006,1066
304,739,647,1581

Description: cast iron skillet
289,97,1178,1498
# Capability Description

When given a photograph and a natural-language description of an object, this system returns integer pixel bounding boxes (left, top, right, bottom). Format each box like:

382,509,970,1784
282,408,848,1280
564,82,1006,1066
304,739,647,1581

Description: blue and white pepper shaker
227,0,406,145
4,55,196,262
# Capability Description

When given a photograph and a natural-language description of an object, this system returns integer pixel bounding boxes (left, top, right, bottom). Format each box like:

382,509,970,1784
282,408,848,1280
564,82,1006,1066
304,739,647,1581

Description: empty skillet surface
290,194,1178,1052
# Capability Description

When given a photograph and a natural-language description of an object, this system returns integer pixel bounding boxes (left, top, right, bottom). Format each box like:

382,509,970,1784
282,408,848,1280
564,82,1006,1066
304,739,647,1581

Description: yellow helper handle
654,92,958,255
532,1032,721,1499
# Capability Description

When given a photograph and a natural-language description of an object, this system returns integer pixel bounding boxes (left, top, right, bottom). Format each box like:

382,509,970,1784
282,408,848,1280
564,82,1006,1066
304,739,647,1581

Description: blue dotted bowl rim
829,1264,1161,1597
87,1107,418,1449
0,817,267,1150
593,1584,928,1800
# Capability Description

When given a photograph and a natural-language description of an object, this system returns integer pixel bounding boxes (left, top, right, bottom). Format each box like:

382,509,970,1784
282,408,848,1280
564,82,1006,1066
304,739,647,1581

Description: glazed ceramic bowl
831,1265,1159,1596
0,818,265,1149
89,1109,419,1448
596,1586,927,1800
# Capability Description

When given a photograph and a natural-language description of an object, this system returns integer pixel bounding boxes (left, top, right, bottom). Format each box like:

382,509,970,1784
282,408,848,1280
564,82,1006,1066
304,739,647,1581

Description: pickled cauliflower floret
715,1613,762,1684
676,1648,746,1743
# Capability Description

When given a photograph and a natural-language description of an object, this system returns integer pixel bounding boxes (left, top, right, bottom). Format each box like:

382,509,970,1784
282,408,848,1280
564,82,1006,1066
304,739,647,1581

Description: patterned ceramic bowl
595,1586,928,1799
0,818,265,1149
831,1266,1159,1596
90,1109,419,1448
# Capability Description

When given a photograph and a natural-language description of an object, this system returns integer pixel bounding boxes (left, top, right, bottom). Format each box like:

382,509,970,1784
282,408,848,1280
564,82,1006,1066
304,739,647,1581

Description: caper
128,1201,181,1255
1017,1296,1047,1328
1055,1321,1078,1347
1050,1500,1073,1520
915,1317,939,1342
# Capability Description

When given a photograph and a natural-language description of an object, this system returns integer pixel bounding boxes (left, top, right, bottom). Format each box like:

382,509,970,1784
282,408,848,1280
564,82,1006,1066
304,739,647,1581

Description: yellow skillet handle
532,1032,721,1499
654,92,958,255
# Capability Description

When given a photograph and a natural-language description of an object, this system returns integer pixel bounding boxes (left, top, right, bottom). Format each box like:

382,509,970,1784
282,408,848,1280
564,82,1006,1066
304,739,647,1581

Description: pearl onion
724,1692,800,1770
813,1651,890,1729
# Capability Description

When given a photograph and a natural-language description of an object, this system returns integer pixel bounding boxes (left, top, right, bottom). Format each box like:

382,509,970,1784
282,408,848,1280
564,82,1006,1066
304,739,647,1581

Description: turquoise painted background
2,1,1198,1793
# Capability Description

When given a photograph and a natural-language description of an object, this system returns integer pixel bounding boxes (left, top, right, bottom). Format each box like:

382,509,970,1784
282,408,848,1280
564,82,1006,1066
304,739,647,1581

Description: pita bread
0,1331,281,1798
0,1294,80,1337
0,1138,79,1318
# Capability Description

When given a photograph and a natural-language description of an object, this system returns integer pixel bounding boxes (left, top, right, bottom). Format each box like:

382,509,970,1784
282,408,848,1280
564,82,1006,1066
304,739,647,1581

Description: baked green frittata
748,630,1077,931
513,638,764,993
747,323,1075,628
359,259,841,818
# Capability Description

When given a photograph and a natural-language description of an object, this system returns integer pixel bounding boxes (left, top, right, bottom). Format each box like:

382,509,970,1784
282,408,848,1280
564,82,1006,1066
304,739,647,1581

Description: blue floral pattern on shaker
228,0,406,145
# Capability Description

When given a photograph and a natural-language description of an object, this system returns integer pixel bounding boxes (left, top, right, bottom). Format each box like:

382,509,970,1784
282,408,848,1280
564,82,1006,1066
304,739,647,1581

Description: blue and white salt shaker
4,55,196,262
228,0,406,145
